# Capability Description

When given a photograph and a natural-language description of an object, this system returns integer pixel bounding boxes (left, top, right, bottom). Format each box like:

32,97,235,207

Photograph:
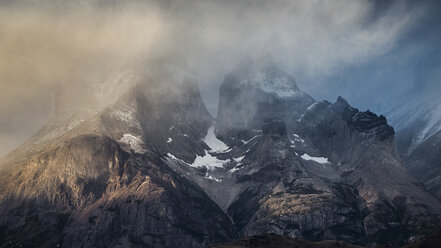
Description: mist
0,0,435,157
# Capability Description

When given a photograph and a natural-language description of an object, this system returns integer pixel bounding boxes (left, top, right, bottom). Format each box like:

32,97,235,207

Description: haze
0,0,440,157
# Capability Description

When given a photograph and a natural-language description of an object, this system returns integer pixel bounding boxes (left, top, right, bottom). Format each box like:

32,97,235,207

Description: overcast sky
0,0,440,157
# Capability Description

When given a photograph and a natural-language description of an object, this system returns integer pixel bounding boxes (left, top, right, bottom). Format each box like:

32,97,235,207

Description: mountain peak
336,96,350,106
228,58,299,98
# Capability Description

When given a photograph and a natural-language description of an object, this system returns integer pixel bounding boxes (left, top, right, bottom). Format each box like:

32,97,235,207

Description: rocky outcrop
332,97,394,141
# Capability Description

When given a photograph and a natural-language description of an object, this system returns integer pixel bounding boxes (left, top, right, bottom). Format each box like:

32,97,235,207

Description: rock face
1,60,441,247
0,135,235,248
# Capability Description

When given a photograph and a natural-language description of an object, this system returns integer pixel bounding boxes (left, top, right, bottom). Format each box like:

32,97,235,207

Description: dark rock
261,118,287,137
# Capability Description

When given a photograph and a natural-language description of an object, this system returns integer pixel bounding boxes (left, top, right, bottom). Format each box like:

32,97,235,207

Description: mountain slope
0,62,236,248
385,93,441,199
405,129,441,199
0,60,440,247
386,94,441,156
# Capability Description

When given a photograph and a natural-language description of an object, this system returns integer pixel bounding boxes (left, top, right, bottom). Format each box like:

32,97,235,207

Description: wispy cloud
0,0,426,156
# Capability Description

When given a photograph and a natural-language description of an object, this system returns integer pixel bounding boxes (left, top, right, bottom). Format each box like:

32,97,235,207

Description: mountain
385,94,441,199
1,60,441,247
0,62,236,248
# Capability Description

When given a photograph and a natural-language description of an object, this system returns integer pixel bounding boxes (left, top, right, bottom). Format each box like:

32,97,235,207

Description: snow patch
188,126,232,169
298,103,318,122
120,134,145,153
191,151,227,169
301,153,329,164
167,126,234,171
241,135,258,144
166,153,189,164
167,153,178,159
203,126,229,152
234,156,245,163
205,175,222,182
223,148,232,153
292,134,305,143
229,155,246,173
306,102,318,111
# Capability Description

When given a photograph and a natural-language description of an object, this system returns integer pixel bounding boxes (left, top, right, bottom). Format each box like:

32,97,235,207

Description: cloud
0,0,425,156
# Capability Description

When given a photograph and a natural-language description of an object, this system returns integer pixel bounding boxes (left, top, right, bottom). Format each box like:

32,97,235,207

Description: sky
0,0,440,157
306,0,441,113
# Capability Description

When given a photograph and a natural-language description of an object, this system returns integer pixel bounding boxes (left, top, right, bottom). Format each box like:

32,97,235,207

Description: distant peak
331,96,357,118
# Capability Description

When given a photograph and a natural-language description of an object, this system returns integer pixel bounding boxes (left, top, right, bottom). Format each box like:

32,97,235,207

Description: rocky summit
1,61,441,248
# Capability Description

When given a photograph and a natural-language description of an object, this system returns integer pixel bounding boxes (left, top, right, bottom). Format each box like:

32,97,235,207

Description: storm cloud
0,0,431,156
